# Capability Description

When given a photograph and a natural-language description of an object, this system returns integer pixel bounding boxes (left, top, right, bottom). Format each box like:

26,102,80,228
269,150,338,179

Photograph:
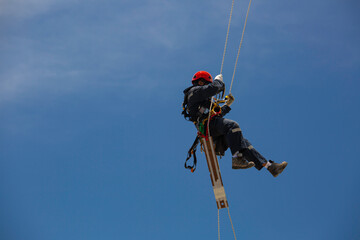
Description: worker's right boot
232,153,255,169
267,160,288,177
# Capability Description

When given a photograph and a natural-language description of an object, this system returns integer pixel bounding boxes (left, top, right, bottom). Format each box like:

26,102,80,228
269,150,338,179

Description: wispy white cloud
0,59,87,105
1,0,358,106
0,0,209,104
0,0,65,19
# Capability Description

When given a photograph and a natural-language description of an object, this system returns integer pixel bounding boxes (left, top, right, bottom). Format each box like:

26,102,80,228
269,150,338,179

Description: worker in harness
182,70,287,177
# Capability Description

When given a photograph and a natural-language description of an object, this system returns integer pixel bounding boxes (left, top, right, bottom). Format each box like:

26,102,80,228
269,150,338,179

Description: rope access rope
229,0,253,94
228,207,237,240
220,0,235,75
218,209,221,240
217,208,237,240
209,1,253,239
204,0,253,162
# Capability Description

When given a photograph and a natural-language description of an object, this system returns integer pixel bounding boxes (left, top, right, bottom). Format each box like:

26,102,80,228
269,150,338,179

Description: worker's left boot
232,153,255,169
267,160,288,177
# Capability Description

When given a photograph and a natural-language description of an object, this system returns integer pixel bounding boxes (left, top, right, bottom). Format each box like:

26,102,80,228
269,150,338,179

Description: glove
225,94,235,106
215,74,223,82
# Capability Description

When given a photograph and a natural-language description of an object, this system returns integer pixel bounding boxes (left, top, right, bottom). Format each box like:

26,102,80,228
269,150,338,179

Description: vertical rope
227,207,237,240
220,0,235,75
218,209,221,240
229,0,253,94
206,97,214,138
213,2,253,239
217,0,235,100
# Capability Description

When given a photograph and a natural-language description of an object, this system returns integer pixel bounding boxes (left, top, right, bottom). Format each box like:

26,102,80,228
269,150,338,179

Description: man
182,70,287,177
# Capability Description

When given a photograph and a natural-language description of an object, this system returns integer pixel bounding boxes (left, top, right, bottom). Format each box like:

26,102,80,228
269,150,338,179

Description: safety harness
182,94,227,173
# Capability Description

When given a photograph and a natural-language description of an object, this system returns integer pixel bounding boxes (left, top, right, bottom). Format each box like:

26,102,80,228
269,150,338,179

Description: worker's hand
215,74,223,82
225,94,235,106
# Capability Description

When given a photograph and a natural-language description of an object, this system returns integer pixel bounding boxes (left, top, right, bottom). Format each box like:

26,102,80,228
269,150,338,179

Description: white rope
217,207,237,240
220,0,235,75
228,207,237,240
229,0,253,94
218,209,221,240
211,1,253,239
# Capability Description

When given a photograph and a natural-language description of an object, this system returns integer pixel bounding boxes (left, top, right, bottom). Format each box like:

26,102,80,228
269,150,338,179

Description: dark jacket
183,79,231,122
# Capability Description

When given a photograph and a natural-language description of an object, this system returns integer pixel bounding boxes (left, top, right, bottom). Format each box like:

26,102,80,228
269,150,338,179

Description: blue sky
0,0,359,239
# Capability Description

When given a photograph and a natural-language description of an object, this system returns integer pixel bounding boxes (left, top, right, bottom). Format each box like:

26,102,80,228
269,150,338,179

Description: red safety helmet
192,71,213,84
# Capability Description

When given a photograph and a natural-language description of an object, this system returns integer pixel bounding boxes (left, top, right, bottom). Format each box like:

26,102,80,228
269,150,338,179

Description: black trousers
209,117,267,170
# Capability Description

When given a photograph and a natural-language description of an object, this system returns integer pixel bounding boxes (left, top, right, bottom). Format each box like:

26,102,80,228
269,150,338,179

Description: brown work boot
267,160,288,177
232,153,255,169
